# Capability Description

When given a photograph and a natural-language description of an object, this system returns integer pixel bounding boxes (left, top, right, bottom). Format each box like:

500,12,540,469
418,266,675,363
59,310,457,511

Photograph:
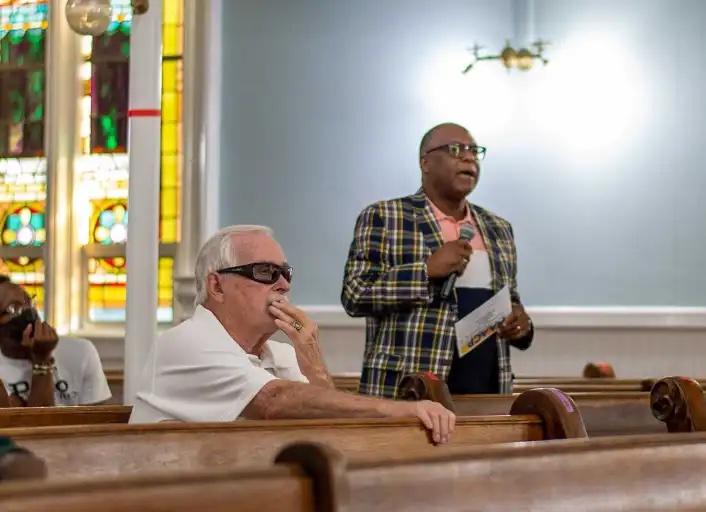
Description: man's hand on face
268,296,320,348
20,320,58,364
426,239,473,279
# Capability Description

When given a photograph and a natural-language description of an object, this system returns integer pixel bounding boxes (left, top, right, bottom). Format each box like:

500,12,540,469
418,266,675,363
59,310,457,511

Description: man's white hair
194,224,274,307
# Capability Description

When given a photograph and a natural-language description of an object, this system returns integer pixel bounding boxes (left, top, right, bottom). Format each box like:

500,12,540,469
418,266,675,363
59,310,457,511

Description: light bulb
516,48,534,71
65,0,112,36
500,45,518,70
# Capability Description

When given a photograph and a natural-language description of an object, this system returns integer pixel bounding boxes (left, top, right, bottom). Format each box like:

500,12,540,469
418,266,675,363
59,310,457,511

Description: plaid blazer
341,190,524,398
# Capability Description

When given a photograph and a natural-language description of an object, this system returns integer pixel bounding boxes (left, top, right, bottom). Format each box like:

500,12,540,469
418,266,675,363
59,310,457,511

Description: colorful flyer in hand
455,285,512,357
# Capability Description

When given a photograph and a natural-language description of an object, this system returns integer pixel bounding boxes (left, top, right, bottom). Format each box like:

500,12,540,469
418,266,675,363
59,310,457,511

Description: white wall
218,0,706,308
78,0,700,381
193,0,706,379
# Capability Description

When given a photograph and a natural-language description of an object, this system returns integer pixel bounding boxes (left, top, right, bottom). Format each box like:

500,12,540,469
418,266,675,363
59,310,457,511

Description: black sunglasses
217,262,294,284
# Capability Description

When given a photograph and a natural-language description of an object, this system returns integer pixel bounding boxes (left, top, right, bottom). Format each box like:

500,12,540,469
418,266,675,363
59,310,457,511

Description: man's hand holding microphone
427,223,474,299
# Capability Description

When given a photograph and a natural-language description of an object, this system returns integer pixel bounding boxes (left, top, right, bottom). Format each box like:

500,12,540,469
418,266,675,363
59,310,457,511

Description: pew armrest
510,388,588,439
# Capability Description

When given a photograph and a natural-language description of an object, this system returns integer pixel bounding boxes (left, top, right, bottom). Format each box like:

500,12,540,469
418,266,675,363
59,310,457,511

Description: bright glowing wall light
525,32,647,157
417,44,518,137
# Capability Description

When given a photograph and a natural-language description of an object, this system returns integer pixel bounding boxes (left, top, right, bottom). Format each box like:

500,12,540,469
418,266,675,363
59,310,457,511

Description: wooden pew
0,392,661,436
400,374,665,436
5,433,706,511
348,432,706,511
513,381,645,393
105,370,363,402
107,368,706,400
0,389,586,480
453,392,664,436
0,405,131,428
650,376,706,432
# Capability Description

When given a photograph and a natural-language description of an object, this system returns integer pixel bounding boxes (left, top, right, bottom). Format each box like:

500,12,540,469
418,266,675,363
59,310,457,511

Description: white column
45,0,80,333
124,1,163,404
173,0,222,322
202,0,222,243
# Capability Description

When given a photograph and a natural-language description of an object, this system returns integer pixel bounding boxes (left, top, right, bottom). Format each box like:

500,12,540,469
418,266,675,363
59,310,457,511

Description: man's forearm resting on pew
242,379,456,444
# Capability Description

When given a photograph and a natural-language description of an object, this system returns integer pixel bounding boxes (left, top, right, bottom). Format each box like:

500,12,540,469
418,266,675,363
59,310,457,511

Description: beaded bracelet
31,362,55,376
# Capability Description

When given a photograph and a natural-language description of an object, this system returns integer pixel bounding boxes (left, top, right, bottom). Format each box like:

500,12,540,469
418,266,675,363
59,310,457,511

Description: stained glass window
88,256,173,322
1,202,44,246
0,255,43,307
0,0,46,312
79,0,182,323
91,199,127,245
0,1,46,158
0,200,45,311
160,0,182,244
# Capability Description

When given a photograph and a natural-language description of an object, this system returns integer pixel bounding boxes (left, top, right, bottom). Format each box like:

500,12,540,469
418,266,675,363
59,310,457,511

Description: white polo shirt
129,305,308,423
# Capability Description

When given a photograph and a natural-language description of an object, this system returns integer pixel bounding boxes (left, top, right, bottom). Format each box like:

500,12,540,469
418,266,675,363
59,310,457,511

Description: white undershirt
455,250,492,289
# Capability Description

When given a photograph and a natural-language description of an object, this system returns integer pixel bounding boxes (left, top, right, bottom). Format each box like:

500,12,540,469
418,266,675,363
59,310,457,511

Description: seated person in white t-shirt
130,225,456,444
0,276,112,407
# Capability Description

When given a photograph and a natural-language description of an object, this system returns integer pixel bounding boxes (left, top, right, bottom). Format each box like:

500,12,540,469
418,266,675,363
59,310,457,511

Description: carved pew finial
275,442,349,512
397,372,456,413
510,388,588,439
650,377,706,433
582,361,616,379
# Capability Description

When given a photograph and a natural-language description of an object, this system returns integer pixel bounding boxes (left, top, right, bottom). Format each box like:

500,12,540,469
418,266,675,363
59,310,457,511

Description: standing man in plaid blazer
341,123,533,398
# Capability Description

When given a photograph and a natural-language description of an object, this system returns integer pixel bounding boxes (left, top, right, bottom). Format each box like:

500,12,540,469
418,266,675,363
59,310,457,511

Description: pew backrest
454,392,665,436
0,415,547,479
349,432,706,511
5,433,706,511
0,406,131,428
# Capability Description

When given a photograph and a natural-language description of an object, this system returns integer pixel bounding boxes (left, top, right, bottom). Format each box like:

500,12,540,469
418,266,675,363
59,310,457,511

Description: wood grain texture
0,416,544,479
454,392,665,436
0,406,132,428
4,432,706,511
0,392,664,436
0,465,315,512
348,433,706,512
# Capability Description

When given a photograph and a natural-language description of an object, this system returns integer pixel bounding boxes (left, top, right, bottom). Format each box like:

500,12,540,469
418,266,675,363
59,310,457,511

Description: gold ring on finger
291,320,303,332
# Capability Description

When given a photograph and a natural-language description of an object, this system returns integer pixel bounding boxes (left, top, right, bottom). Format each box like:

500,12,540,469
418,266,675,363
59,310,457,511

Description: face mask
0,308,38,342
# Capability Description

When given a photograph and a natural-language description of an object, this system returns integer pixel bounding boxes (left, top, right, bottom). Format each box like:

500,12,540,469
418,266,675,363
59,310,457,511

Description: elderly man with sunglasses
0,275,111,406
342,122,533,397
130,225,455,444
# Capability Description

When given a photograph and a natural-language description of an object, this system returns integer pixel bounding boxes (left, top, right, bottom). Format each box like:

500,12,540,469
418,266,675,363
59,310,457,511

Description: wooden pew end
650,376,706,432
398,372,456,413
0,444,47,482
582,361,616,379
509,388,588,439
275,442,349,511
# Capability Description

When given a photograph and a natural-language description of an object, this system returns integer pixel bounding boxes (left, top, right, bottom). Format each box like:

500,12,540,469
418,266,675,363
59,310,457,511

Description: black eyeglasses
0,296,36,319
424,143,487,160
217,262,294,285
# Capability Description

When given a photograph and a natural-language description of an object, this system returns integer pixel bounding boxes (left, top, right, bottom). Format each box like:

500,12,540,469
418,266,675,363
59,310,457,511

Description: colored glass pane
0,255,43,312
79,0,181,324
0,202,43,246
0,2,46,158
159,2,182,245
88,256,173,323
90,199,127,244
87,1,131,154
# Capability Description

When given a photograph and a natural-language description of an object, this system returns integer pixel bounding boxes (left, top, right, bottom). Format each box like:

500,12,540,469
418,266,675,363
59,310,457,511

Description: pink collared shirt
427,199,487,251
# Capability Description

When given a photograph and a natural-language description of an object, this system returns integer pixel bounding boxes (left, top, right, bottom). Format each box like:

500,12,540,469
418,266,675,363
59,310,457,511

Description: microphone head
459,223,475,241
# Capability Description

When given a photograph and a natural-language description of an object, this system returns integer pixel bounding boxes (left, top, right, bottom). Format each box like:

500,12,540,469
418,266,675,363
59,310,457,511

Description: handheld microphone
440,223,475,300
